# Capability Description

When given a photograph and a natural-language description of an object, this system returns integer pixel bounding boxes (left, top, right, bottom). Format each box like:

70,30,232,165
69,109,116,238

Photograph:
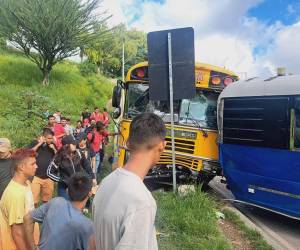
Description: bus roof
125,61,238,82
219,75,300,99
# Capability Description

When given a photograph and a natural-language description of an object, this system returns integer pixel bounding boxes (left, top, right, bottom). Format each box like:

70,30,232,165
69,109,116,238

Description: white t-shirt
92,168,158,250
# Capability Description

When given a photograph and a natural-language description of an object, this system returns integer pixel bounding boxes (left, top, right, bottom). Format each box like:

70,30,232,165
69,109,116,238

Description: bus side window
293,98,300,149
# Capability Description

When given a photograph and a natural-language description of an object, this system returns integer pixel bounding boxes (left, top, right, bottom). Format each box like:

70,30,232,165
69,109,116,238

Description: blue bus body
219,144,300,218
218,76,300,219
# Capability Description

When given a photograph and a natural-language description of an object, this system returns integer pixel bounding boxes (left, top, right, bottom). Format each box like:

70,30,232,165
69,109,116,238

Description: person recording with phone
29,128,57,208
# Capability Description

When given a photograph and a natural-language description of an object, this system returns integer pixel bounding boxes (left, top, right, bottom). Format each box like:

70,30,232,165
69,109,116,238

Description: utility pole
167,32,177,193
122,38,125,82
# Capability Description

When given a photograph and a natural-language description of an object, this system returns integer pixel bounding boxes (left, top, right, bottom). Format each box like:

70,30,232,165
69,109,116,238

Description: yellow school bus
112,61,238,186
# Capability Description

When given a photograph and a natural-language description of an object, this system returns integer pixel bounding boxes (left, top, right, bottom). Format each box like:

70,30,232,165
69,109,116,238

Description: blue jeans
95,152,101,174
57,182,69,200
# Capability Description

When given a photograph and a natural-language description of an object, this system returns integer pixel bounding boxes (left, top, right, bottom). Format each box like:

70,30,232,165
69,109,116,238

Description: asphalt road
209,177,300,250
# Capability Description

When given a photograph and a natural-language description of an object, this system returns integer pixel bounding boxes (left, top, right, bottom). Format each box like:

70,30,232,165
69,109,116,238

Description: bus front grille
158,153,200,171
164,137,195,154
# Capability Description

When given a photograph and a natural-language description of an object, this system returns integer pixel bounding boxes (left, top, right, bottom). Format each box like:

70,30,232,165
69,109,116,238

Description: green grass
222,209,273,250
154,190,231,250
0,50,113,147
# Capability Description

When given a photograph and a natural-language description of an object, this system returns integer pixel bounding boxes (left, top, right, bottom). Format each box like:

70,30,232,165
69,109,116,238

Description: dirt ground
218,219,252,250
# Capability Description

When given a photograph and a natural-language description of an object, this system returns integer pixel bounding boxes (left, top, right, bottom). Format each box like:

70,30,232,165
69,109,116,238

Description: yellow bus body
114,61,238,180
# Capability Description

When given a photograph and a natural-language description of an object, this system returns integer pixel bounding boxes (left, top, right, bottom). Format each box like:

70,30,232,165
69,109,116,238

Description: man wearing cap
0,138,12,200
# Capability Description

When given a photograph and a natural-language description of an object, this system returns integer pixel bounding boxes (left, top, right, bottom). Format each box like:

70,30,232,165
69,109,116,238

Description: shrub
79,61,97,76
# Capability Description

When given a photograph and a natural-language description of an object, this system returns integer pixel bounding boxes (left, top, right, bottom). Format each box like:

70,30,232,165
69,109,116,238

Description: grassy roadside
222,208,273,250
154,190,231,250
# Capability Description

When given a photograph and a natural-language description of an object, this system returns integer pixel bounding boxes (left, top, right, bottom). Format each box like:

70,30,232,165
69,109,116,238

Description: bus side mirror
112,107,121,119
112,85,122,108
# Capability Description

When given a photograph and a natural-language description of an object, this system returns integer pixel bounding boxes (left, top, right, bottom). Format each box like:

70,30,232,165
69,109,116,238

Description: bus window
125,84,149,118
292,97,300,149
125,83,180,119
179,90,218,129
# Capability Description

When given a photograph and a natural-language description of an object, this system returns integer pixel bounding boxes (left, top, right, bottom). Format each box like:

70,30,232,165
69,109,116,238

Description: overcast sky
101,0,300,78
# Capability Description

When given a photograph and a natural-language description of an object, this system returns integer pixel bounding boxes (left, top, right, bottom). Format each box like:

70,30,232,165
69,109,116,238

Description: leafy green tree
84,24,147,78
123,29,147,75
0,0,109,85
84,24,119,76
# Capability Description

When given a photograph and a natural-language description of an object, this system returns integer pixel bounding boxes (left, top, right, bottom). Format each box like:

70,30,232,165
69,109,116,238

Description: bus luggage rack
158,153,200,171
164,137,195,154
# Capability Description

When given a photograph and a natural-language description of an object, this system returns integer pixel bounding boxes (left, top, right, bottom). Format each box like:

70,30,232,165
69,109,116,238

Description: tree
84,23,119,75
0,0,109,85
84,24,147,78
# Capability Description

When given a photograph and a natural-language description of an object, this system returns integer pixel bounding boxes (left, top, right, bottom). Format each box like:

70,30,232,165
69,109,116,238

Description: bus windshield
125,83,180,119
179,90,218,129
125,83,218,129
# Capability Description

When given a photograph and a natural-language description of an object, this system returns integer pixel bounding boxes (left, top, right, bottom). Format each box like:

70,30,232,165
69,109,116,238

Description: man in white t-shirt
93,113,166,250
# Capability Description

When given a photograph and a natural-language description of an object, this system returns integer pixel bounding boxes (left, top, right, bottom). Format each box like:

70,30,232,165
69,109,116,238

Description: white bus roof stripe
219,75,300,99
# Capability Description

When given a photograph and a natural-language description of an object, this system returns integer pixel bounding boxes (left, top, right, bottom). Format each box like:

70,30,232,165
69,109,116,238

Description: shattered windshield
179,90,218,129
124,83,180,120
124,83,218,129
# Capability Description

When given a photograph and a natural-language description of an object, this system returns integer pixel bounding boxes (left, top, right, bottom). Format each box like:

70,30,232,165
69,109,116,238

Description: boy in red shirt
90,107,104,123
47,115,65,150
87,122,115,179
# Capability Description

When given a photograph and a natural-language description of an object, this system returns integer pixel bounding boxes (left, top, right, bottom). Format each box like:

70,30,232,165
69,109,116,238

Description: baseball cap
0,138,12,153
62,135,77,146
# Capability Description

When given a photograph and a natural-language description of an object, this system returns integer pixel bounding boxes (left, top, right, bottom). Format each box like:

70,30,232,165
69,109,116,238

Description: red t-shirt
87,129,109,153
103,112,110,126
90,112,104,122
53,124,65,149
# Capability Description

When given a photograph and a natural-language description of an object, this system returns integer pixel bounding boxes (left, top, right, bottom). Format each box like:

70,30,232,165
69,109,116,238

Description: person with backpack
47,135,96,199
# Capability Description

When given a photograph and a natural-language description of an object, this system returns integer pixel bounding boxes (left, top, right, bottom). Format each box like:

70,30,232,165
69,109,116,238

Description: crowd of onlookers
0,110,167,250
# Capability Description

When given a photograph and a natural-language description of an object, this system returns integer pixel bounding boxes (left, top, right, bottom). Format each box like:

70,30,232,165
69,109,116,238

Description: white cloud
101,0,300,78
129,0,263,34
263,21,300,75
102,0,127,27
196,35,255,76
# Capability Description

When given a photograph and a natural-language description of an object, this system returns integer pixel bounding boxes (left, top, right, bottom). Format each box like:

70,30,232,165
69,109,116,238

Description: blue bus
218,75,300,219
